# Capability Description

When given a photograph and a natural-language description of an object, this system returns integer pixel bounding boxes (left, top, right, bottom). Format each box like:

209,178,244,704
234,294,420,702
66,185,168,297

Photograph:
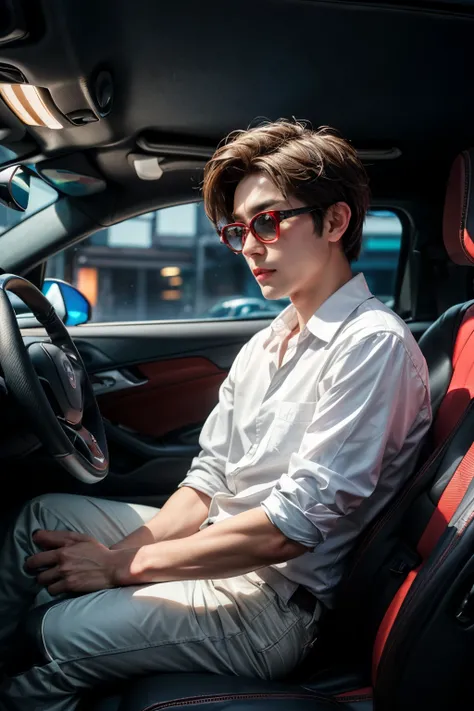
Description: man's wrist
110,547,144,587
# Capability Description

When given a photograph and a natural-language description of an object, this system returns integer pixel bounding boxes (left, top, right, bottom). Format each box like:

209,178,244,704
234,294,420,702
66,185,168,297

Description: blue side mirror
41,278,91,326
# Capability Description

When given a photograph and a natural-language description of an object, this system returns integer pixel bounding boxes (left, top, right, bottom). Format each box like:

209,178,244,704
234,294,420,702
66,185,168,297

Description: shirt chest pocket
265,401,316,453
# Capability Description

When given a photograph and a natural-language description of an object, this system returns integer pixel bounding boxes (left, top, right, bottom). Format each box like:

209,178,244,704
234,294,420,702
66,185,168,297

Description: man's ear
324,202,352,244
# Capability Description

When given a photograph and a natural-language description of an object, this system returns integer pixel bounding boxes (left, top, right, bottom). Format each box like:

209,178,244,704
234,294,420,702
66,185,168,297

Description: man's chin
260,284,287,300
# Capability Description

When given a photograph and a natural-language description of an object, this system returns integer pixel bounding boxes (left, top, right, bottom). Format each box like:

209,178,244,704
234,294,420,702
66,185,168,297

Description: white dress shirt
179,273,432,608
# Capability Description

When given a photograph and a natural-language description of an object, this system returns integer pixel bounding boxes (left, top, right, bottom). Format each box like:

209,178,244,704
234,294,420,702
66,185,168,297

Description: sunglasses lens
253,213,278,240
223,225,244,251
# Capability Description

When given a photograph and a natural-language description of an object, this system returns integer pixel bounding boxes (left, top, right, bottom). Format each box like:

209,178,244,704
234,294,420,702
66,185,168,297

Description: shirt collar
264,273,374,349
263,302,298,349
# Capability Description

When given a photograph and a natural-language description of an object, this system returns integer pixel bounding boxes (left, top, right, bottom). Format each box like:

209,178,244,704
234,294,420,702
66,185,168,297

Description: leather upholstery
98,357,226,439
374,471,474,711
81,673,372,711
417,300,474,440
421,146,474,428
443,149,474,265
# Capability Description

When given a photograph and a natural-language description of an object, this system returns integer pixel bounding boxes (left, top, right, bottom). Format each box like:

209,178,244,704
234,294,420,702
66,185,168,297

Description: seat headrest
443,149,474,265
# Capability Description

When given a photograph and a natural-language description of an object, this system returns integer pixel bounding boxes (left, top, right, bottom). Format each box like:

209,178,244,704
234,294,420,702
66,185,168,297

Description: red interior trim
334,686,373,700
373,437,474,679
137,357,225,387
372,568,419,682
99,356,226,438
452,306,474,367
417,440,474,559
434,305,474,444
464,227,474,261
443,150,474,266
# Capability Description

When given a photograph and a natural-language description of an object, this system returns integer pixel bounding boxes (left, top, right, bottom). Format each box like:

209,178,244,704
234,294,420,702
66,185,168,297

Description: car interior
0,0,474,709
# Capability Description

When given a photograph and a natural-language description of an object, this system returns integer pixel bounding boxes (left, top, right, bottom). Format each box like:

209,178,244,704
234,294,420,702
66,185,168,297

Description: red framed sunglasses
220,205,324,254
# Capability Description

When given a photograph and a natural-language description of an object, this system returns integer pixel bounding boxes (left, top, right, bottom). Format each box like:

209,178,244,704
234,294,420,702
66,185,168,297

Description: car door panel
67,320,261,370
20,319,265,503
97,356,227,439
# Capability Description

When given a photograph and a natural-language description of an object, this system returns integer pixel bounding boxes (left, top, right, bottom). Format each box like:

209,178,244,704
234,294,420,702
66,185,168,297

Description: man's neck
291,262,353,332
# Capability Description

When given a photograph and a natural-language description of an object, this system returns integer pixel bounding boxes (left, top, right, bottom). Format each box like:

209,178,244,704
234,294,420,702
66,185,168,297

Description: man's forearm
114,507,309,585
110,486,211,550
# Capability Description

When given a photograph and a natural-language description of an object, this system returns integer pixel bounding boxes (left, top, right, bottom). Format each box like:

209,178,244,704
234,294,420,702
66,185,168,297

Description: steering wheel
0,273,109,483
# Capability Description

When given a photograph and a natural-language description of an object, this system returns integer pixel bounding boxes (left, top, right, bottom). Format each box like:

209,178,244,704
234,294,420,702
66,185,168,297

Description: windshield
0,174,58,237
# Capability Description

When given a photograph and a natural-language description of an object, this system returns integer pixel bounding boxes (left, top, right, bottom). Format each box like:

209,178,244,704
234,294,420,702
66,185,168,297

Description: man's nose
242,230,265,258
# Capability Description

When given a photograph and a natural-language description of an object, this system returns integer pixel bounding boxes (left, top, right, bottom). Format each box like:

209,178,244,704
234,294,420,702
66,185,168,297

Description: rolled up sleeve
262,332,430,548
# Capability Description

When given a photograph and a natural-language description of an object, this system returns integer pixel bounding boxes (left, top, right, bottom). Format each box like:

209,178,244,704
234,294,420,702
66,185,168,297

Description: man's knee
16,493,78,536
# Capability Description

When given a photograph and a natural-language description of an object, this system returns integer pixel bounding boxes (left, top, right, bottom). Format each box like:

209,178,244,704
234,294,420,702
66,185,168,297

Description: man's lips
253,268,276,277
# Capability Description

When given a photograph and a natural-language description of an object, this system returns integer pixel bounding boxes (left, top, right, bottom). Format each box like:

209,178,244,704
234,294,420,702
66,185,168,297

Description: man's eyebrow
232,199,282,223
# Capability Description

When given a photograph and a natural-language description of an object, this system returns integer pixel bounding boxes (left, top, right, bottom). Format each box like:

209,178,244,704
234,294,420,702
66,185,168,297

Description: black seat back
304,149,474,708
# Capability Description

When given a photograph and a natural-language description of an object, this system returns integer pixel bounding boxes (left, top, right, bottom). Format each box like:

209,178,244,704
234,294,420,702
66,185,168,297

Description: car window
352,210,402,306
46,203,402,323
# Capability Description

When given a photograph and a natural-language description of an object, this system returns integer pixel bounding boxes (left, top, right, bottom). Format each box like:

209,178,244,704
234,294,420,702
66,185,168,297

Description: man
0,120,431,710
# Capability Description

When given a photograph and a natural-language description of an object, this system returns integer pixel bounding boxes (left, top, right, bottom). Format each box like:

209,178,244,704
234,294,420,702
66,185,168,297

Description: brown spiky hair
202,119,370,262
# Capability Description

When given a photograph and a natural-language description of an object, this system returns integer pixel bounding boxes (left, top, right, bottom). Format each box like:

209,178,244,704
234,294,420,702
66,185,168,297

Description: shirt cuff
178,471,222,500
262,487,322,548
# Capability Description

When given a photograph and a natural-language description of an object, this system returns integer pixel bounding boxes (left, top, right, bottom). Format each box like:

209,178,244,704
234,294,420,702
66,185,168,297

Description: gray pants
0,493,320,711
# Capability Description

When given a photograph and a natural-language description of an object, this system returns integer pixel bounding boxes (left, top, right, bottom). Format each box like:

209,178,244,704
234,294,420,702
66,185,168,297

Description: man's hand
26,507,308,593
25,530,136,596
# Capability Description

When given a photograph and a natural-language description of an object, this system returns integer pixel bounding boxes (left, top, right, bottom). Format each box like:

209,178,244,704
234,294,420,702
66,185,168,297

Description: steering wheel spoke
61,423,108,472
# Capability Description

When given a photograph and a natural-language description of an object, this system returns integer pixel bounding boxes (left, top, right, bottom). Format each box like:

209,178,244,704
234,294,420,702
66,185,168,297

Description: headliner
0,0,473,206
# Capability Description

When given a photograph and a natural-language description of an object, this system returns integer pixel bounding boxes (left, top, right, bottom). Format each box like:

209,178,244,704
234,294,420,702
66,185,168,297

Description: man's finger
32,530,90,548
25,549,60,571
37,566,62,587
47,579,69,596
